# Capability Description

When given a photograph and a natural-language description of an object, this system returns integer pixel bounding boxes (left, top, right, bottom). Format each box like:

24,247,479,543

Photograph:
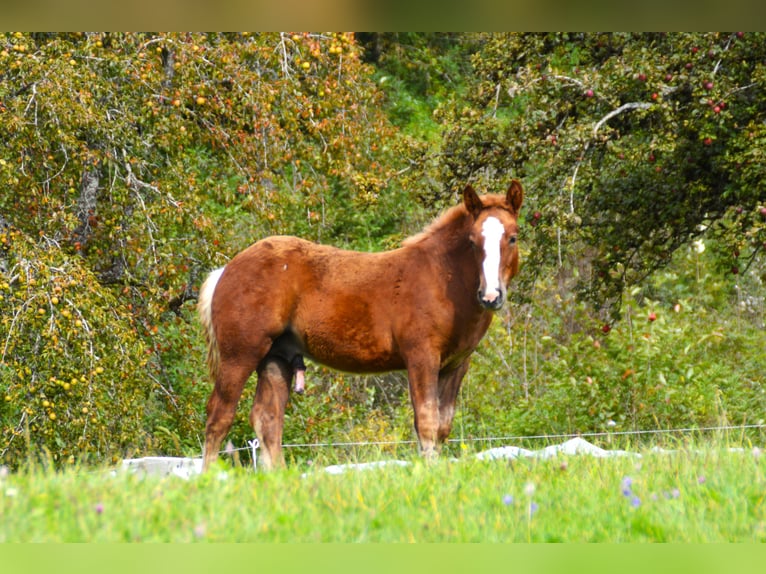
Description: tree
418,32,766,318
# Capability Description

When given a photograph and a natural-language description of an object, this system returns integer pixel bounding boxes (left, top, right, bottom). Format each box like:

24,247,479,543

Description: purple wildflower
697,475,706,485
621,476,633,497
94,502,104,515
630,496,641,508
502,494,514,506
529,501,539,515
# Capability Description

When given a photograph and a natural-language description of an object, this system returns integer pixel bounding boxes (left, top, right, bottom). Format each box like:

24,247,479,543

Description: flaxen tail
198,267,225,384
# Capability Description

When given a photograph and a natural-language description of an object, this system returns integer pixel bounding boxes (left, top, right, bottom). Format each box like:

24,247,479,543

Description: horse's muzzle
477,288,506,311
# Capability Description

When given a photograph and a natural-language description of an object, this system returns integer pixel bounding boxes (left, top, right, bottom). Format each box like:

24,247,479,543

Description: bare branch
123,154,180,208
279,33,292,78
566,101,654,219
550,74,587,90
592,102,653,138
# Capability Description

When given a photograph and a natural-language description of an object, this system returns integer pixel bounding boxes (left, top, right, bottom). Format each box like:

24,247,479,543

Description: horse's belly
294,298,404,373
300,327,405,373
312,350,405,374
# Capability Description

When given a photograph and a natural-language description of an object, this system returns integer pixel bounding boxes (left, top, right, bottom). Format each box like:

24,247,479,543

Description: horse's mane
402,203,468,247
402,194,509,248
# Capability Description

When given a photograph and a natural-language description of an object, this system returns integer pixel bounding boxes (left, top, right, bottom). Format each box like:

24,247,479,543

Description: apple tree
420,32,766,318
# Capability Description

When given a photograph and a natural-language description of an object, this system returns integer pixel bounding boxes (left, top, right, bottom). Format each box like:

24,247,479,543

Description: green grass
1,442,763,542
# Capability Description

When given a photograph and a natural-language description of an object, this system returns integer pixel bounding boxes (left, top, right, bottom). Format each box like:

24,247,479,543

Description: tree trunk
161,47,175,89
0,213,10,275
72,167,100,253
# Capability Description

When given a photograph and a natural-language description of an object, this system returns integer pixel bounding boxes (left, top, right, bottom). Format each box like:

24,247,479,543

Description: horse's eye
508,235,517,246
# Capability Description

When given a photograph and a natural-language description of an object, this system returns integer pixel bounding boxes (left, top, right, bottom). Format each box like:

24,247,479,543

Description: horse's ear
506,179,524,213
463,184,483,217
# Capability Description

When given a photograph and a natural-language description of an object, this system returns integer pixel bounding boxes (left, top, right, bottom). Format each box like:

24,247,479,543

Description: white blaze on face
481,216,505,303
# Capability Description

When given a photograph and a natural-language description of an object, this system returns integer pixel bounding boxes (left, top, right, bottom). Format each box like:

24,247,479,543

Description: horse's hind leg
203,358,259,471
249,357,291,470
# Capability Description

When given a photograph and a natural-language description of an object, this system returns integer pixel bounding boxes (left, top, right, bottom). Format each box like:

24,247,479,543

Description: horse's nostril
477,290,503,309
477,288,506,310
483,292,499,303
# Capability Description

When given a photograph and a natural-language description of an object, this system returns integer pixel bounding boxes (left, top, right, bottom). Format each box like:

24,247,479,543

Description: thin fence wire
221,423,766,454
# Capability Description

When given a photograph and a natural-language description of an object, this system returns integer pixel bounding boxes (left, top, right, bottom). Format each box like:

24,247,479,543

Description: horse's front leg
406,357,441,459
436,359,471,445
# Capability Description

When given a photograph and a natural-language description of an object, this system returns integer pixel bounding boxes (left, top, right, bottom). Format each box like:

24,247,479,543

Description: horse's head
464,180,524,311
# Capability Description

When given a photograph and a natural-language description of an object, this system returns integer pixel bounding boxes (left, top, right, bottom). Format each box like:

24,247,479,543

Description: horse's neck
412,224,481,301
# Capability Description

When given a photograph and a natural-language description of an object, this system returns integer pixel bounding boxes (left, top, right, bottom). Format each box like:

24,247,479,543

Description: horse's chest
440,313,493,365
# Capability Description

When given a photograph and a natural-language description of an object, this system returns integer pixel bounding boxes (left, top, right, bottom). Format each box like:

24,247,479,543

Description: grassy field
1,440,763,543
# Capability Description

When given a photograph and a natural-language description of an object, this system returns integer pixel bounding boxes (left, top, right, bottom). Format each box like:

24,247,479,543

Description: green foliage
359,33,476,137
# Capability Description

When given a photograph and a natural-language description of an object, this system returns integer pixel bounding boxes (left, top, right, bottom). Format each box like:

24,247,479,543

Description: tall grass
1,441,763,542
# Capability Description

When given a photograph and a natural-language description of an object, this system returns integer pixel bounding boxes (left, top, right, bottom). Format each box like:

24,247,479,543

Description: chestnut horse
198,181,524,470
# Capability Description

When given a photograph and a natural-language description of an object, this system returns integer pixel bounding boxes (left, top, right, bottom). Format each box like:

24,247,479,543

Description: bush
457,242,766,449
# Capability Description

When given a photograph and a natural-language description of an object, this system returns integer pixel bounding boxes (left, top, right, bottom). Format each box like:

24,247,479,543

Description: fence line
220,423,766,455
